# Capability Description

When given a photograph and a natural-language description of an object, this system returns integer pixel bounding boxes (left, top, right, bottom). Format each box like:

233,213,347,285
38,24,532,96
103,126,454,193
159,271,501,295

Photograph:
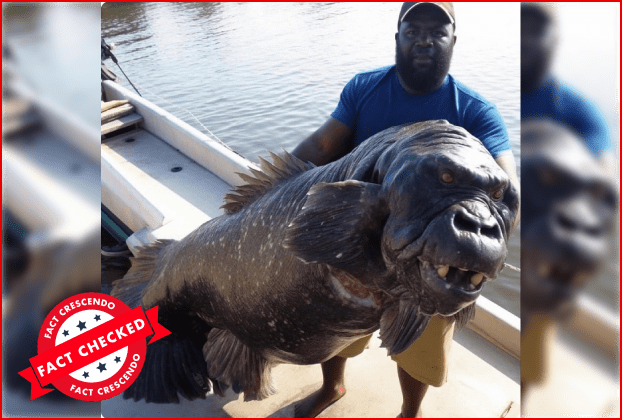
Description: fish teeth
470,273,484,287
436,265,449,278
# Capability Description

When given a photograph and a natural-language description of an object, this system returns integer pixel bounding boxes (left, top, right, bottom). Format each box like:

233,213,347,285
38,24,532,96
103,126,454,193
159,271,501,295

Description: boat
100,78,522,418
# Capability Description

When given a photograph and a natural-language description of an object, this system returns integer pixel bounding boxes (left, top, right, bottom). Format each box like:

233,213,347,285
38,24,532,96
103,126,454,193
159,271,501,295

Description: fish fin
123,334,210,403
111,239,175,309
379,300,431,356
203,328,276,402
221,150,314,214
452,302,476,330
284,180,388,279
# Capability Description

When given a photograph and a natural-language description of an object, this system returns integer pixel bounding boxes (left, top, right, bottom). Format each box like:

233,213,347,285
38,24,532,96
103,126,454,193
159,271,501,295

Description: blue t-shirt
521,76,611,155
331,65,511,158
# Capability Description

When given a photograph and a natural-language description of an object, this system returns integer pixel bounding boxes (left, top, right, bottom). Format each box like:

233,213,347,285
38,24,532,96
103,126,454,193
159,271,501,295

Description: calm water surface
102,2,522,315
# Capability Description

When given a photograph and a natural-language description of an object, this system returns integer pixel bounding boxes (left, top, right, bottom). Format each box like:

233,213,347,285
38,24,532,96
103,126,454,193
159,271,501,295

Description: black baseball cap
398,2,455,28
521,2,557,24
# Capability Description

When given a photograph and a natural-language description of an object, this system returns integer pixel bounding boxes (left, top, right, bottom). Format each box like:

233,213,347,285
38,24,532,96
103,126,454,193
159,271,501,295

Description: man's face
521,7,557,93
395,6,456,95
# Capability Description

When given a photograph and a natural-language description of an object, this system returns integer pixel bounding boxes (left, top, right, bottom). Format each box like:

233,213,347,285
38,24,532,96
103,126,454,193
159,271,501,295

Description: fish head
373,120,519,316
520,120,617,317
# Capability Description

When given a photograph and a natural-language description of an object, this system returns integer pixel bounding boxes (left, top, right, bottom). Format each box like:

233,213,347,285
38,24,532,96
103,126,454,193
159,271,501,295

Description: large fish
111,119,519,403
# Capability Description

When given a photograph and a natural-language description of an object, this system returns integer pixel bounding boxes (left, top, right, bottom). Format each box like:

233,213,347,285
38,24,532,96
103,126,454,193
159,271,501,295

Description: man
291,3,519,418
520,2,614,174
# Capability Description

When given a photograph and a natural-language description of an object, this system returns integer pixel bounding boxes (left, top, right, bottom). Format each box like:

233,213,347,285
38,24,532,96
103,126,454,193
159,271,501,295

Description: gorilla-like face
521,120,617,316
375,121,518,316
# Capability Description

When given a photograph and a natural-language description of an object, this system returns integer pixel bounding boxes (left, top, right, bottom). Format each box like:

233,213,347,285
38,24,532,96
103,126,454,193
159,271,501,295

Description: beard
521,44,552,94
395,41,452,95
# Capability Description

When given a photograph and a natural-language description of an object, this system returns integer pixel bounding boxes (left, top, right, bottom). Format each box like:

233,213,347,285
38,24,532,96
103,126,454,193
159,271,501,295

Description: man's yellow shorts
521,314,557,385
337,315,456,387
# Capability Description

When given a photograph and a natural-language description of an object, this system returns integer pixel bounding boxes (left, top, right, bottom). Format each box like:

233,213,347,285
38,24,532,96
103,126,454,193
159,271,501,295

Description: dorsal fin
221,150,314,214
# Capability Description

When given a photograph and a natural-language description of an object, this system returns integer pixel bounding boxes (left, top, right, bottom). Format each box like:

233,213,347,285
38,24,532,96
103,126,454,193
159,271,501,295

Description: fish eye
491,189,504,200
440,171,454,183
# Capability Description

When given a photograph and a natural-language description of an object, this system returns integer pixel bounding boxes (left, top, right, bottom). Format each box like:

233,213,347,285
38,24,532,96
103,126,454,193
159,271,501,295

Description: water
102,2,521,316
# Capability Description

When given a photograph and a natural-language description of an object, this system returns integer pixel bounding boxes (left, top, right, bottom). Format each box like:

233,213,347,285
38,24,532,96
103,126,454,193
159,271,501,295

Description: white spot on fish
336,253,343,258
268,321,276,328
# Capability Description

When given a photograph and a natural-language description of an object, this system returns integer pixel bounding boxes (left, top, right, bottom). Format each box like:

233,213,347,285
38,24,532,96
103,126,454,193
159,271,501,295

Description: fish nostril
557,213,578,231
453,211,479,234
481,225,502,240
453,209,502,240
556,213,603,237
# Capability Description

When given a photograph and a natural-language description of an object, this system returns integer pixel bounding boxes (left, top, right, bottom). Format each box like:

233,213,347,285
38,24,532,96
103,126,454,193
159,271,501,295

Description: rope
503,263,521,273
114,61,142,97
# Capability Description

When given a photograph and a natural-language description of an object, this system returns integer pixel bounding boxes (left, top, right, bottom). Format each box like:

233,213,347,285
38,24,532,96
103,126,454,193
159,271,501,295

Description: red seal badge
18,292,170,401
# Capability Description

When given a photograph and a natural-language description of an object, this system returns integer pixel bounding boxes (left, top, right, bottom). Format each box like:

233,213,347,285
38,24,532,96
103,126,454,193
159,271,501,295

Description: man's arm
495,153,521,233
291,117,354,166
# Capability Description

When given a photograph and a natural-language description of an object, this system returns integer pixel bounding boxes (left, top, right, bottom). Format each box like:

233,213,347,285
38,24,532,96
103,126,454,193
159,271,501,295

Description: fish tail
204,328,276,401
124,333,211,403
111,239,175,309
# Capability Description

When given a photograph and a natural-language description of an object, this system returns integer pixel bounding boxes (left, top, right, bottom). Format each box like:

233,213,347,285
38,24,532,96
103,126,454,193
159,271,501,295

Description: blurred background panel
520,2,619,417
2,2,101,417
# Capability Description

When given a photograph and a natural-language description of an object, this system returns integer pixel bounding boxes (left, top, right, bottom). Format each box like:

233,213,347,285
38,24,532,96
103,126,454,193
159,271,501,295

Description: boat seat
101,100,144,136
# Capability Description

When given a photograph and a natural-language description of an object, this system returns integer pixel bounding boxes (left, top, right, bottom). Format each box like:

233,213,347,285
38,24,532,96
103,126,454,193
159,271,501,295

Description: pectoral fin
283,180,388,279
379,300,430,356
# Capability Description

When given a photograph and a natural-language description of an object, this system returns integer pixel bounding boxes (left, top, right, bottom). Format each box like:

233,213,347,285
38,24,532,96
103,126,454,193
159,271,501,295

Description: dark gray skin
112,119,519,403
520,120,617,322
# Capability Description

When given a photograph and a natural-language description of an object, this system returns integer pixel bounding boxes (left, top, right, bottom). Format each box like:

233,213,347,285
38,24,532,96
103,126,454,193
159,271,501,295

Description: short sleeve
466,105,512,159
331,76,359,129
556,83,611,155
